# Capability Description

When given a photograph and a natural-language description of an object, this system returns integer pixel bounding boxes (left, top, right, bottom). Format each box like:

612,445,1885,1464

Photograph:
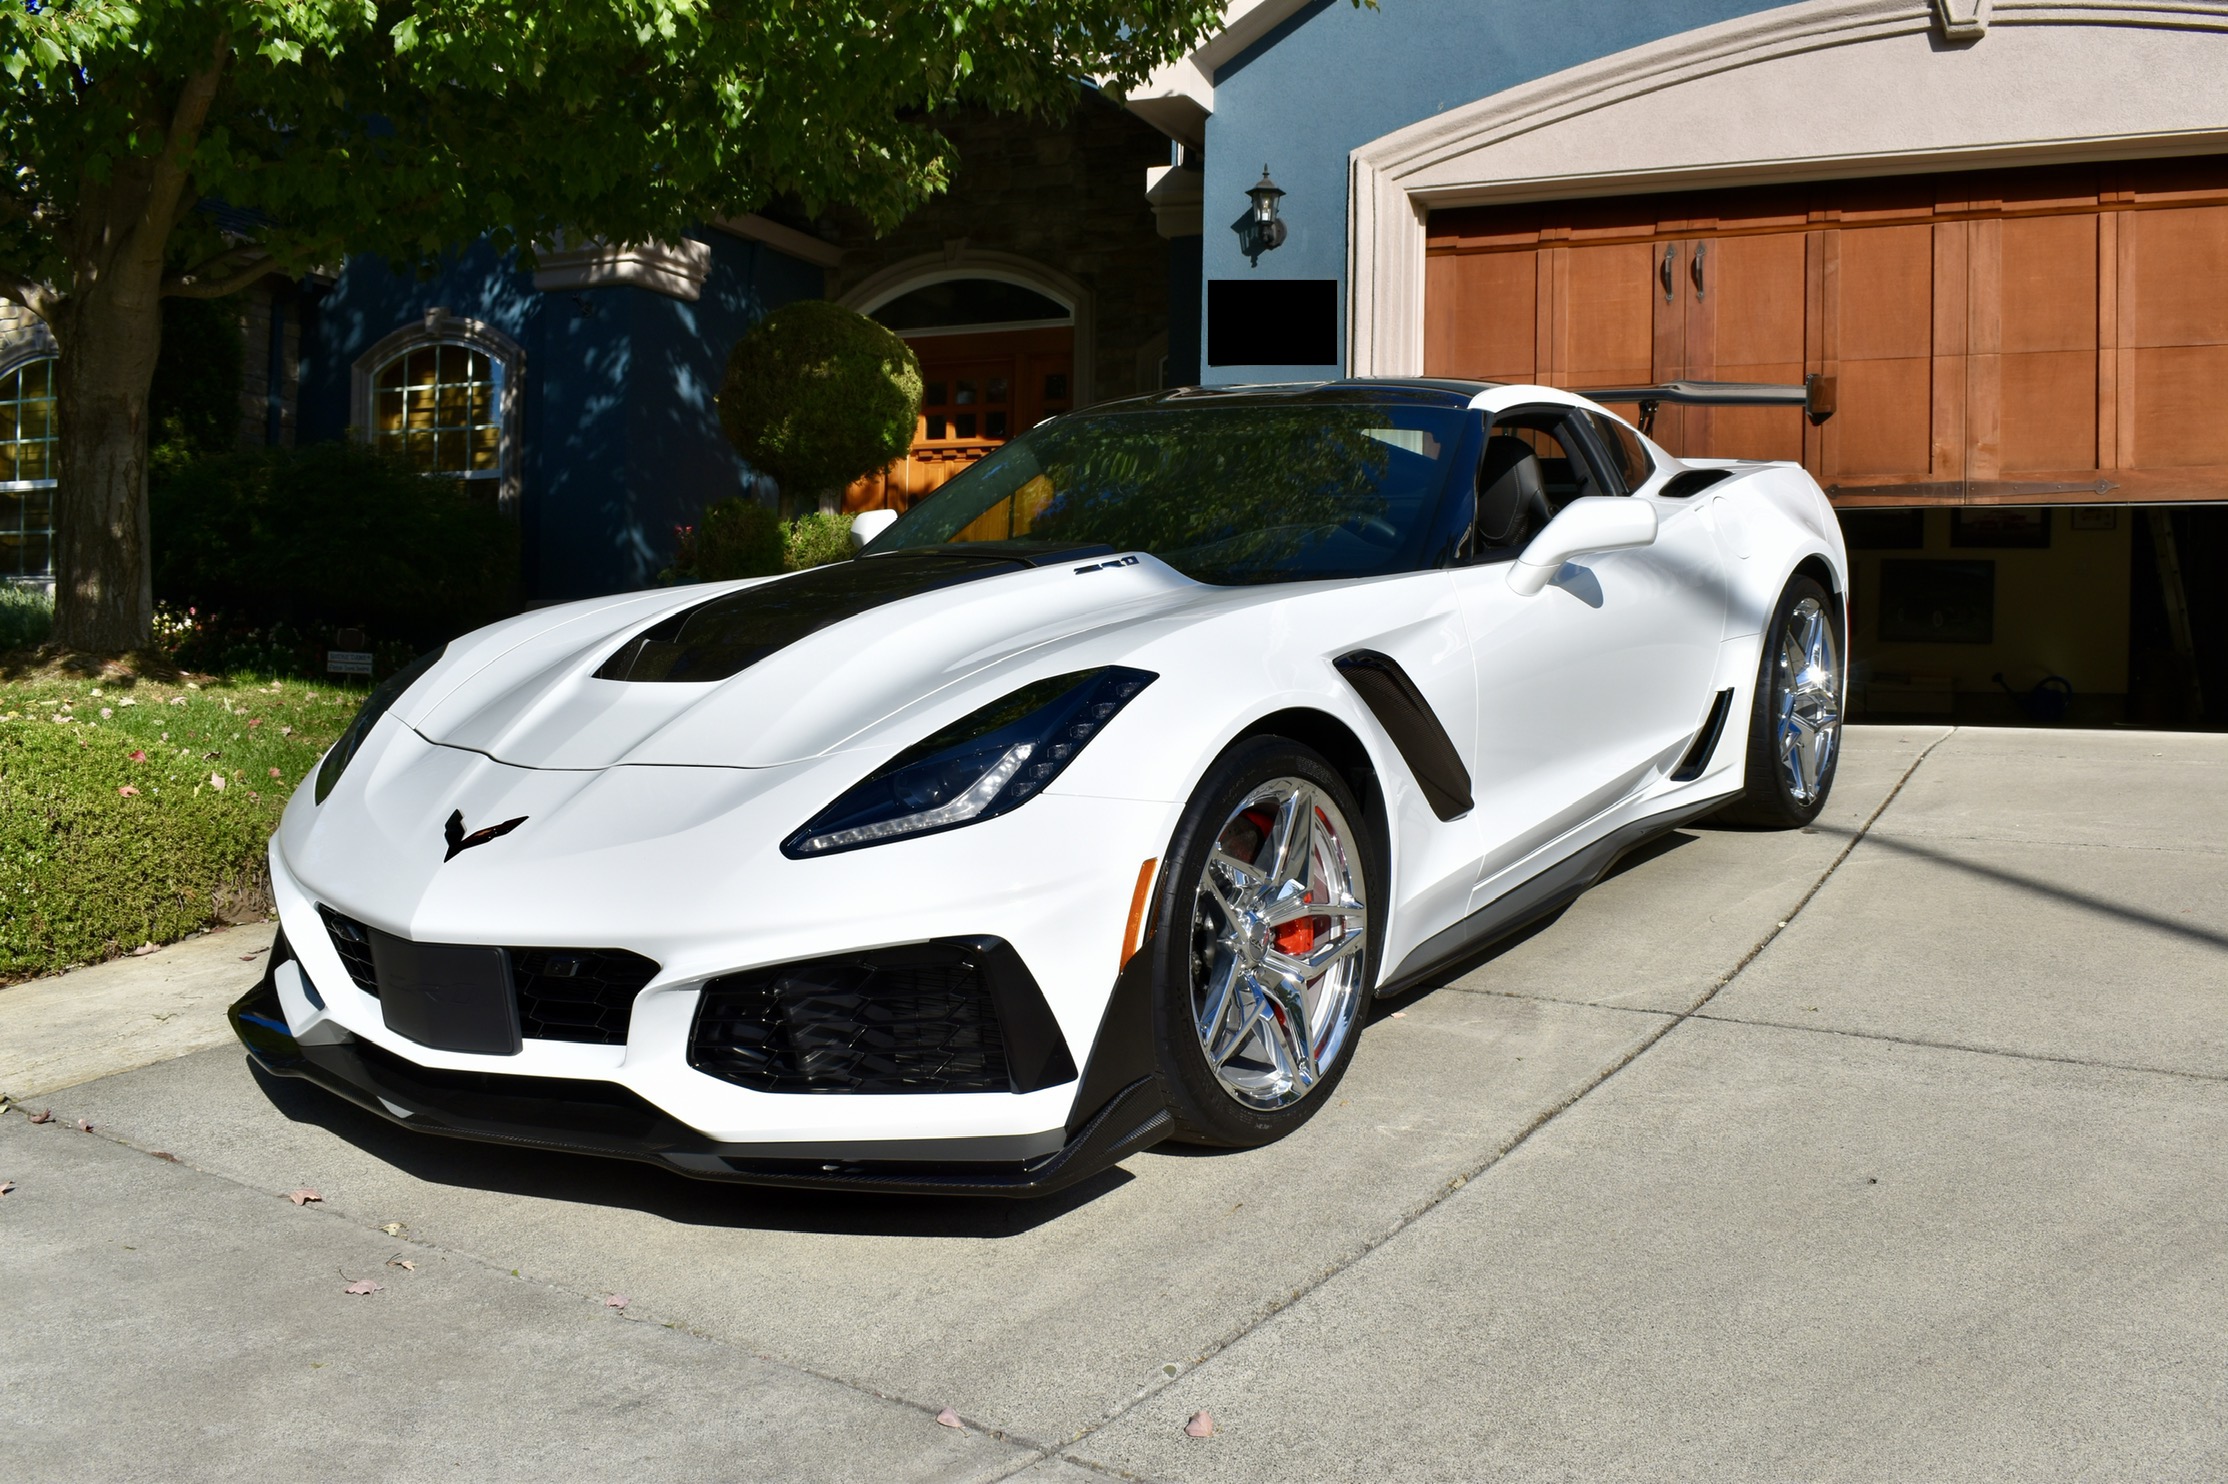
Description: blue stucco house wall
1191,0,1785,384
297,231,822,601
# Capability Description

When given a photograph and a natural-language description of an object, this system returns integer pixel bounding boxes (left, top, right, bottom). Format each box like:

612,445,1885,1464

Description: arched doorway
838,255,1088,511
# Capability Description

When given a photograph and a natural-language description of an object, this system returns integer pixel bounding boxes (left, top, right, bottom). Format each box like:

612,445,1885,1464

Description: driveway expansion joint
1043,727,1957,1454
1689,1009,2228,1087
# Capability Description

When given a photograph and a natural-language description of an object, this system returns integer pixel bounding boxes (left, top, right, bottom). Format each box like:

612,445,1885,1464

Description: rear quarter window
1587,411,1655,492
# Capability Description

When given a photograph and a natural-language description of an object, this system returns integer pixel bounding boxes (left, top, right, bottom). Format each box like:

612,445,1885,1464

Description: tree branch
137,31,234,250
163,232,341,299
0,266,59,323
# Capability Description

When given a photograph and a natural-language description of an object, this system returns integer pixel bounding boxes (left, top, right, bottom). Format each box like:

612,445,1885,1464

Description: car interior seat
1474,434,1553,552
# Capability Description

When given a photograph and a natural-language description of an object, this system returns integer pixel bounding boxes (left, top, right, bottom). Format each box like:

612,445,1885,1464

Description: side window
1586,411,1655,493
1469,406,1617,561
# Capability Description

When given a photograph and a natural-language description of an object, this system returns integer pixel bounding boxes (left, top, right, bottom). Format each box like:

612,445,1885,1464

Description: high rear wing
1572,376,1836,437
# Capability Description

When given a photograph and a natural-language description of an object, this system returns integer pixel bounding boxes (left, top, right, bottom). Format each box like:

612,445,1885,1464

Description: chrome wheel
1188,778,1369,1111
1775,595,1842,805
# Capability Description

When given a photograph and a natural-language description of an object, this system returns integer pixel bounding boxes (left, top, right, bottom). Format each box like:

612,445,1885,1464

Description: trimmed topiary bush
151,440,518,657
718,301,922,510
783,510,855,571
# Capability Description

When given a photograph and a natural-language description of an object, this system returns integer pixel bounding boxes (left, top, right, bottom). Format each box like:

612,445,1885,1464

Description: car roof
1092,378,1499,413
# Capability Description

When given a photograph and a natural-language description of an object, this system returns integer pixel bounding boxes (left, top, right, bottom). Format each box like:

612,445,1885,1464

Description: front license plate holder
371,931,521,1055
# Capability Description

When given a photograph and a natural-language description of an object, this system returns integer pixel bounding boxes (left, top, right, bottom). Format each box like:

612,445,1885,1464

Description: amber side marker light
1122,858,1159,966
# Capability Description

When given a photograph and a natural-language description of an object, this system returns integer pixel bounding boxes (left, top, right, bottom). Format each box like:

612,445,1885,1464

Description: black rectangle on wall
1207,279,1339,367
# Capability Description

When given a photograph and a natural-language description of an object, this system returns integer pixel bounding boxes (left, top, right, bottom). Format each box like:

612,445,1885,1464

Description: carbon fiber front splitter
227,961,1170,1199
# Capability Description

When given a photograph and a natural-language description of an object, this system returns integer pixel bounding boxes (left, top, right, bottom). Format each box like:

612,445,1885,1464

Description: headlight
313,645,446,804
783,667,1156,857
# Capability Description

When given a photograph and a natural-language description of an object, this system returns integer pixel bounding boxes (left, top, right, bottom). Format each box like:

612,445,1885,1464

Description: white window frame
351,308,526,511
0,350,59,584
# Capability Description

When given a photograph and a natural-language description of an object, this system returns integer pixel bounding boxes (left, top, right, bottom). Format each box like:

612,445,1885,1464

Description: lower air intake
690,939,1077,1095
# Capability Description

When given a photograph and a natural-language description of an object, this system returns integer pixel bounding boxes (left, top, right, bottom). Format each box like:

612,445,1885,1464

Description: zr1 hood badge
444,809,527,862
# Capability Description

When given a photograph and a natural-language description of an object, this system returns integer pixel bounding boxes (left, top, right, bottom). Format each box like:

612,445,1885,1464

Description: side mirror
850,508,900,549
1506,496,1658,596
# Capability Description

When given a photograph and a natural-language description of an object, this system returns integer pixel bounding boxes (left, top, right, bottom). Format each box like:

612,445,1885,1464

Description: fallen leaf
75,1118,93,1132
169,696,186,706
934,1408,965,1431
288,1188,323,1206
280,725,293,736
117,785,140,797
1185,1410,1215,1438
210,773,226,791
150,1151,179,1162
379,1221,406,1237
342,1279,383,1296
128,748,146,762
247,718,262,727
0,1181,14,1196
604,1294,629,1310
1391,1011,1407,1018
28,1109,52,1124
268,767,282,778
386,1258,416,1271
132,942,156,956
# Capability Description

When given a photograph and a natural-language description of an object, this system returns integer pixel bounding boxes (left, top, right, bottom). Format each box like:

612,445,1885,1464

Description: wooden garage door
1424,157,2228,507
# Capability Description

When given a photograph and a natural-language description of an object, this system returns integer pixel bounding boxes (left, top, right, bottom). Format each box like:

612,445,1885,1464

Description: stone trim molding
1122,0,1317,149
1347,0,2228,375
349,307,528,512
1145,165,1206,239
708,214,845,269
531,235,712,301
836,249,1097,406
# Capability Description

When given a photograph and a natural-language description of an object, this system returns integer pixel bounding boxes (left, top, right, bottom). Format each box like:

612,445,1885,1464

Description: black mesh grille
690,946,1011,1094
314,906,657,1046
511,949,660,1046
318,906,380,997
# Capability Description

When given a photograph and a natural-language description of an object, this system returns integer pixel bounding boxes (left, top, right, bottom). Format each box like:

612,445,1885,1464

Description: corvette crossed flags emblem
443,809,528,862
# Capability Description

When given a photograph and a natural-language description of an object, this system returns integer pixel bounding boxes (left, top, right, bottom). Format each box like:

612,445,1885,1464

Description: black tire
1146,736,1383,1149
1716,574,1845,829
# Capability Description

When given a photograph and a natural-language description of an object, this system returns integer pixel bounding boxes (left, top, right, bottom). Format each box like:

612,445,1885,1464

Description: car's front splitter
228,948,1172,1199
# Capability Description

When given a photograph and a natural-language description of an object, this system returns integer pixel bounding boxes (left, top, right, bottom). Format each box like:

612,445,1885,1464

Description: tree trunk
50,226,167,654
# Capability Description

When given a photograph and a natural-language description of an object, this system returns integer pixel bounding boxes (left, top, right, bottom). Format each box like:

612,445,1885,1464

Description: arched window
0,356,57,580
370,341,503,479
351,310,524,509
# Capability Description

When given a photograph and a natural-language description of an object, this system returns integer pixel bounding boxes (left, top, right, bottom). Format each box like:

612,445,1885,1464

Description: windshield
862,401,1471,584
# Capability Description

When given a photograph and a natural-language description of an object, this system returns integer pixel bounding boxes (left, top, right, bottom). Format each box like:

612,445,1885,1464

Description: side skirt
1376,794,1732,997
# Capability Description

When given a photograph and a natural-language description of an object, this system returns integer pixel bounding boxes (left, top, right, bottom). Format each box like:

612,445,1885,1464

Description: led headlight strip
782,666,1156,858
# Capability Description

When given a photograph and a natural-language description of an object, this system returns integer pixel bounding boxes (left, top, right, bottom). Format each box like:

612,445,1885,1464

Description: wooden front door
845,325,1074,512
1424,156,2228,508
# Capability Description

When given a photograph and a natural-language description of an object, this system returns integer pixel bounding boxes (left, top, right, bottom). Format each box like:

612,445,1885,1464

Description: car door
1447,403,1729,885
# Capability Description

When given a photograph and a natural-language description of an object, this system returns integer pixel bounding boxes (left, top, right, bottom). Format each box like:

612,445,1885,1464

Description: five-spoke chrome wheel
1187,777,1369,1111
1774,594,1842,806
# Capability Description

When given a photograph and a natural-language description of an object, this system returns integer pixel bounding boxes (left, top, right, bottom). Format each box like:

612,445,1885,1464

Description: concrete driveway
5,725,2225,1481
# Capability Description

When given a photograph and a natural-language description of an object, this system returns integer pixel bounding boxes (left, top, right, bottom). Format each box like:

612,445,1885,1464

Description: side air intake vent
1660,469,1733,500
689,938,1076,1095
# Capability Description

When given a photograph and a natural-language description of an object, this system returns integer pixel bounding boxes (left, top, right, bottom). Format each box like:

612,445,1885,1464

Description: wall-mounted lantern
1235,166,1288,265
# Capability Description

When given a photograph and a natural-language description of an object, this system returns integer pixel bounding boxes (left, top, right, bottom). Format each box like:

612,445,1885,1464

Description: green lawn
0,669,358,982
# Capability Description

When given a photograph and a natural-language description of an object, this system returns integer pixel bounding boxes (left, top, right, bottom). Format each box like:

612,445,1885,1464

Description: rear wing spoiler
1572,376,1836,436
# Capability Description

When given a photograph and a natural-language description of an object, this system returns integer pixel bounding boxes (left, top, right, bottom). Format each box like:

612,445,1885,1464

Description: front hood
408,551,1201,769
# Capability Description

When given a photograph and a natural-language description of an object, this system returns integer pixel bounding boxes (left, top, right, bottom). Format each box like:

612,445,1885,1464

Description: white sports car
231,377,1847,1195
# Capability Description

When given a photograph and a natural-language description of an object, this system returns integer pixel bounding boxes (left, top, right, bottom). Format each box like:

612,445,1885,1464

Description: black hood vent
595,552,1027,684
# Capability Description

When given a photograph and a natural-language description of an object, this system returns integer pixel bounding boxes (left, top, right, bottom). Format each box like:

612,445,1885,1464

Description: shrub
783,510,855,571
693,497,787,580
718,301,922,509
0,675,351,980
0,585,52,650
151,440,519,666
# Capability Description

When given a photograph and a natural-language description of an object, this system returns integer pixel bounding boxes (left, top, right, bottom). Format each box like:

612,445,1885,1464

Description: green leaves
2,0,1228,303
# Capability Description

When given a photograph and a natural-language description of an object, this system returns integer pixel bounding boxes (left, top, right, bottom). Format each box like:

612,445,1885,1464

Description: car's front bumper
230,939,1171,1197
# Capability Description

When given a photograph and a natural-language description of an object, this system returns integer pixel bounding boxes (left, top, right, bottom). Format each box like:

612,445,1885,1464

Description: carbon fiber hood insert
593,553,1031,683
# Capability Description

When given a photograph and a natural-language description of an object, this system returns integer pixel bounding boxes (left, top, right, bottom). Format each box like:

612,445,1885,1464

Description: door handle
1690,241,1707,299
1660,243,1676,303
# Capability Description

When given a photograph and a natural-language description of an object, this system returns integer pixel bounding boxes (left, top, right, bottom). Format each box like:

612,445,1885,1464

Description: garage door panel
1425,158,2228,504
2001,213,2098,354
2128,206,2228,347
1560,243,1658,384
2131,345,2228,468
1999,349,2099,472
1831,225,1934,362
1827,358,1934,477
